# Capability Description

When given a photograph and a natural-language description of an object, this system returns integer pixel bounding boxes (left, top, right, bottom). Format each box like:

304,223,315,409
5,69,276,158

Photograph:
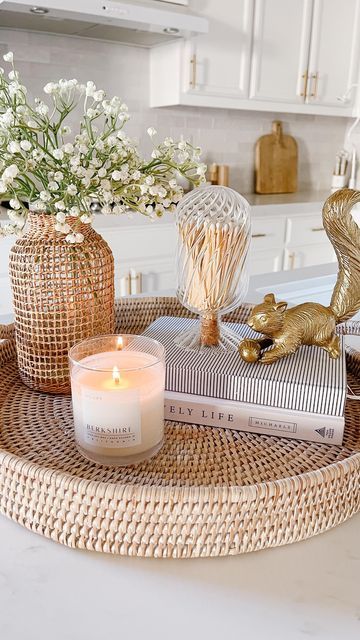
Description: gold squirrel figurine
239,188,360,364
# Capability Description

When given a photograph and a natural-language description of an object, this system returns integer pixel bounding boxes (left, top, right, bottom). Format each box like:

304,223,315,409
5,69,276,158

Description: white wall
0,28,349,194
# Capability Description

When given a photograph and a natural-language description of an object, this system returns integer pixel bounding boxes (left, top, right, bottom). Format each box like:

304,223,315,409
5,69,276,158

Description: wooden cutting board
255,121,298,194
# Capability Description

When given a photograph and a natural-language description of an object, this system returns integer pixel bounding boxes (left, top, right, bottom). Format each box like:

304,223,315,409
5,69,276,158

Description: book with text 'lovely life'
143,316,347,445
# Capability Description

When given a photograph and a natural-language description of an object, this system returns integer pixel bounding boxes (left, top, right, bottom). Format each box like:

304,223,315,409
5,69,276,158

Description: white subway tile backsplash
0,28,349,194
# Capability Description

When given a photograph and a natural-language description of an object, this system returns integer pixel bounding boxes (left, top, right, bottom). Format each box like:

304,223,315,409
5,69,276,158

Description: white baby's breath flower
3,52,14,63
2,164,19,183
0,181,6,193
55,200,65,210
65,232,76,243
75,233,84,243
145,175,154,186
101,205,112,215
169,178,177,188
53,148,64,160
48,181,59,191
100,179,111,190
158,186,167,198
55,222,71,234
63,143,74,154
196,163,207,176
7,141,21,154
85,81,96,97
147,127,157,138
80,214,92,224
56,211,66,223
164,137,173,147
54,171,64,182
93,90,105,102
20,140,31,151
9,198,21,210
67,184,77,196
8,70,19,81
69,206,80,217
39,190,51,202
113,205,125,215
86,108,97,118
35,102,49,116
43,82,57,94
111,170,122,181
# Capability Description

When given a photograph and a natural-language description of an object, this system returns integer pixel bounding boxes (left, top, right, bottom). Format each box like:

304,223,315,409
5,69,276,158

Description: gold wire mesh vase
9,212,115,394
175,185,251,351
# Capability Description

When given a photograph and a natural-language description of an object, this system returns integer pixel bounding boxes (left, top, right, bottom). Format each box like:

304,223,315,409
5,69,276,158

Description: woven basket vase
8,212,115,394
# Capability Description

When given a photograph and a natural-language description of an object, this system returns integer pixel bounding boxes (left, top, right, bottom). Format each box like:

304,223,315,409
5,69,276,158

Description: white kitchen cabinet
250,0,360,109
249,247,283,275
151,0,359,116
249,0,313,104
306,0,360,108
181,0,253,99
150,0,254,109
284,242,336,271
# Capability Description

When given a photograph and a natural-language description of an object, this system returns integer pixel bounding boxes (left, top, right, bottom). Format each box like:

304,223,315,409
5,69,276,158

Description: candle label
82,388,141,448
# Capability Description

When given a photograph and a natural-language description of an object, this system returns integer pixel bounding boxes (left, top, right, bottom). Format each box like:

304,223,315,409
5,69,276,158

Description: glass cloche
175,185,251,351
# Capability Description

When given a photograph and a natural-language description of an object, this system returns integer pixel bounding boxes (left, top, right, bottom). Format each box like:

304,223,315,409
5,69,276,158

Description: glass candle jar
69,335,165,466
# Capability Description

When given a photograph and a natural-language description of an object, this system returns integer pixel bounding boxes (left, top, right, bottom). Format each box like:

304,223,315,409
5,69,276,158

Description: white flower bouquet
0,51,206,244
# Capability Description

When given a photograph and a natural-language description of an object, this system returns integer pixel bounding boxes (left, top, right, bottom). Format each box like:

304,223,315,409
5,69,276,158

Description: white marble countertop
0,511,359,640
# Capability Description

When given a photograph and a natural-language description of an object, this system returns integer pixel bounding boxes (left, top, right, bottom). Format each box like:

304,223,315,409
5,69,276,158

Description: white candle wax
71,350,165,464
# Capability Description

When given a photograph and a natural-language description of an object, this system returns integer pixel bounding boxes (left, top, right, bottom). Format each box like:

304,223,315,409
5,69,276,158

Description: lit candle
69,335,165,466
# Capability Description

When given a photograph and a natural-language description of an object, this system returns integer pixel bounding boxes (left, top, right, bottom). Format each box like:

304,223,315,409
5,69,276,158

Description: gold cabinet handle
311,226,324,232
251,233,267,238
288,252,296,270
299,71,308,97
130,269,142,294
309,72,319,98
189,54,197,89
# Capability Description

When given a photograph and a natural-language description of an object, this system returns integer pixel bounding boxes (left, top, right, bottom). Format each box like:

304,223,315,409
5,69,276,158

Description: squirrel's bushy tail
323,188,360,323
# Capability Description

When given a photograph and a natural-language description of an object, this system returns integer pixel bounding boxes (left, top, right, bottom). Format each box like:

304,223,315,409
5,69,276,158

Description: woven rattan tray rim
1,297,360,558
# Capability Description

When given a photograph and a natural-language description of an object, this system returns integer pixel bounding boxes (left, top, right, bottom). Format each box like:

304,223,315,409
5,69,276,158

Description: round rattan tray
0,297,359,558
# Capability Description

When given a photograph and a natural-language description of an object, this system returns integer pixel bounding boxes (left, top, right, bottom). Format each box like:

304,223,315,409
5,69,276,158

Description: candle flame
112,365,120,385
116,336,123,351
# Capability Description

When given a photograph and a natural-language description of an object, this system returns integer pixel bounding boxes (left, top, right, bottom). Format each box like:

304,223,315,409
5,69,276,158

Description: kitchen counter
0,508,359,640
244,189,331,206
1,262,359,639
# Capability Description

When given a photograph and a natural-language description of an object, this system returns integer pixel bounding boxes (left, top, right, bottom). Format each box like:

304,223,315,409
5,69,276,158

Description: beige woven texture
9,213,115,395
0,297,359,558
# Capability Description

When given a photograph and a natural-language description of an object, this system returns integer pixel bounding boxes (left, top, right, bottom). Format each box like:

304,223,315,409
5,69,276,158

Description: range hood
0,0,208,46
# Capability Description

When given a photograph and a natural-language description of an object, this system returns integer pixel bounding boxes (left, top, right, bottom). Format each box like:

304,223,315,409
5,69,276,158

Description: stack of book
143,316,347,445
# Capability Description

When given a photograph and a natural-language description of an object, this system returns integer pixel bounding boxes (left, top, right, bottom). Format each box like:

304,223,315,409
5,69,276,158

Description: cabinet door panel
285,212,327,245
250,0,313,103
183,0,253,98
307,0,360,107
284,243,336,270
249,248,283,275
